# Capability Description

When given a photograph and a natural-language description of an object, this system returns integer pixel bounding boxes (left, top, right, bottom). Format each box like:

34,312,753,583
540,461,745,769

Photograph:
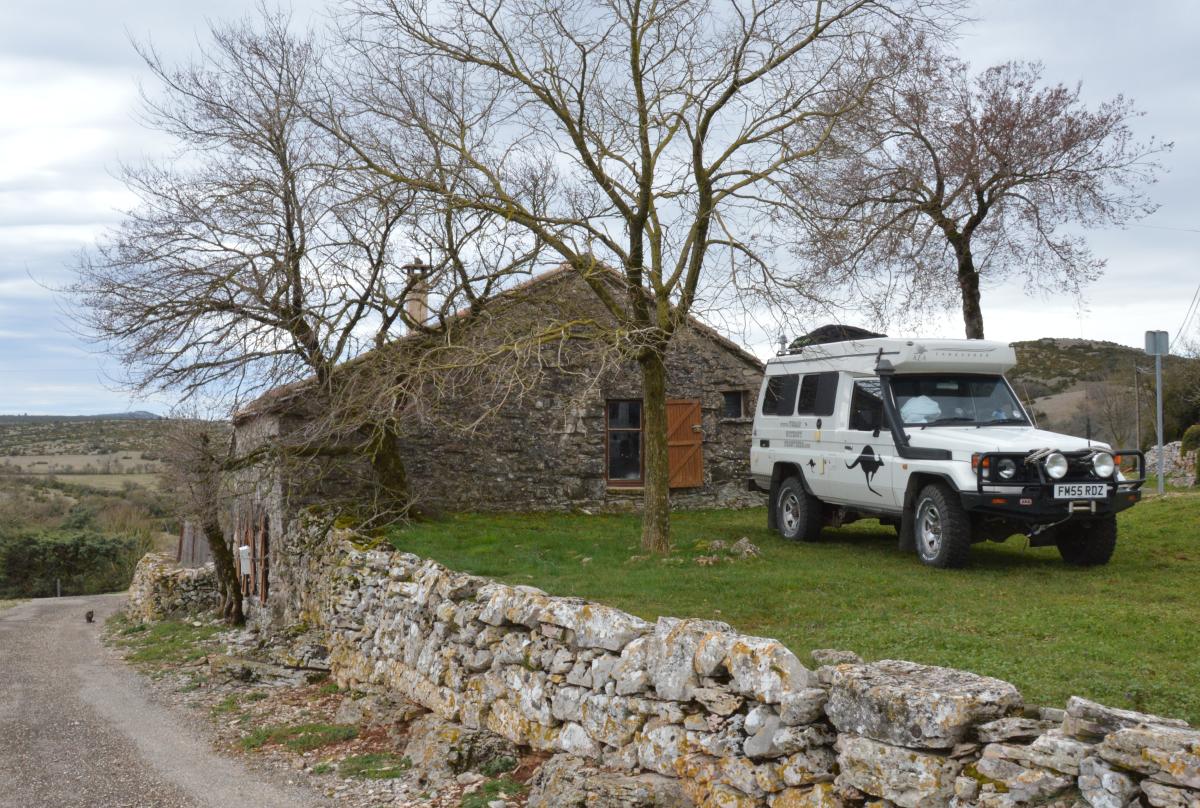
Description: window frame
605,398,644,486
720,390,748,419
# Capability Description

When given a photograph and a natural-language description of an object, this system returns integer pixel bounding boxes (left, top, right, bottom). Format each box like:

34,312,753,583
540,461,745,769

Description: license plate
1053,483,1108,500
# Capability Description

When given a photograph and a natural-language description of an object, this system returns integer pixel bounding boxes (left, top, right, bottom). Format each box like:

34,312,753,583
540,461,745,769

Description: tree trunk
639,350,671,554
202,516,243,625
368,421,413,521
956,246,985,339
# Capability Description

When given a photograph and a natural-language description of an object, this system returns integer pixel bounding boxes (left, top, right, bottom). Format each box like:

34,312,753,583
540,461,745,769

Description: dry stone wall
310,532,1199,808
126,553,219,622
1145,441,1197,487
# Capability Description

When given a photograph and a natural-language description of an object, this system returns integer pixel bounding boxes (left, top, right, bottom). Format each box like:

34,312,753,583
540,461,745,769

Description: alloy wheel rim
781,491,801,533
917,498,943,558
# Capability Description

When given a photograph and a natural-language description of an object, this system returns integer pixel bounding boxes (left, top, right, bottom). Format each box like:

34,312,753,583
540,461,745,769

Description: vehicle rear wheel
776,477,822,542
913,483,972,568
1056,515,1117,566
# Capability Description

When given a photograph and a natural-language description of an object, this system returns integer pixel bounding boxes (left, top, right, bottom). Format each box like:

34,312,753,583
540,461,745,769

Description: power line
1172,280,1200,350
1129,223,1200,234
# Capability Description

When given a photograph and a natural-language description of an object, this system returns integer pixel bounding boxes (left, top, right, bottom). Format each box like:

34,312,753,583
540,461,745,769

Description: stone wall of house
126,553,219,622
229,269,766,523
398,317,764,514
284,526,1198,808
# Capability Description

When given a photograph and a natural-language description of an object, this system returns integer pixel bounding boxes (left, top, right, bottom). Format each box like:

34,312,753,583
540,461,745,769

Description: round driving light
997,458,1018,480
1092,452,1115,478
1044,452,1069,480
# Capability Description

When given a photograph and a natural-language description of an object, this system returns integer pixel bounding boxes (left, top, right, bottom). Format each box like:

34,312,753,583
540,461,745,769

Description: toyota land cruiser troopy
748,333,1145,568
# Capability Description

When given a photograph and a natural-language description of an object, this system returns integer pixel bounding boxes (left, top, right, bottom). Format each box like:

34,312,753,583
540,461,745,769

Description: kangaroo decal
846,446,884,496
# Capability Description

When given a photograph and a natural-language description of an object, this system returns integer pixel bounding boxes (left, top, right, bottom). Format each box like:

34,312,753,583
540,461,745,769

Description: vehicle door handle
844,445,853,451
760,440,770,448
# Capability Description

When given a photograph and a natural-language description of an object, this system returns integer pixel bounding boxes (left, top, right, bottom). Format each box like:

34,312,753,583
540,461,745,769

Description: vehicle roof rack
785,325,887,353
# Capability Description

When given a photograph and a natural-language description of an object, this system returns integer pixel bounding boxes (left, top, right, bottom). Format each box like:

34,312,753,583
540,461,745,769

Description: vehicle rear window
797,372,839,416
761,374,799,416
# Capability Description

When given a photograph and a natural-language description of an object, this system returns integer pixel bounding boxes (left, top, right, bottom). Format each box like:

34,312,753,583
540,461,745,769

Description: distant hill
0,411,161,423
1009,338,1148,399
1008,338,1200,447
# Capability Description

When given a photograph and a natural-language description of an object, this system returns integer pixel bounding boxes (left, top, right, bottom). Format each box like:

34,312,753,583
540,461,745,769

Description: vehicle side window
849,378,885,432
797,372,839,416
762,374,799,416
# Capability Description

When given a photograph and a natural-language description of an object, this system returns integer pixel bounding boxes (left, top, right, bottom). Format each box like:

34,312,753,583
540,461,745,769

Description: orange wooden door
666,399,704,488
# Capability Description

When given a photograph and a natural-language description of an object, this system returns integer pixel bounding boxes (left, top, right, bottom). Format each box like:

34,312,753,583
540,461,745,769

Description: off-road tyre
912,482,972,568
775,476,823,542
1055,515,1118,566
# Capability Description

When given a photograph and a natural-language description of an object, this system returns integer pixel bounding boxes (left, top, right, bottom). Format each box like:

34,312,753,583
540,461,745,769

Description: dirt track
0,594,327,808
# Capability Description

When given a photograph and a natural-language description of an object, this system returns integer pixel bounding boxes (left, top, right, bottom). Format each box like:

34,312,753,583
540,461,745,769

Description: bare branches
786,35,1171,338
325,0,962,549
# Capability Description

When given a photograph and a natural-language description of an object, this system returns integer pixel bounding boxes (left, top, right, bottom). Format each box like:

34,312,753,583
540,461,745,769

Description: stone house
225,266,764,609
392,268,765,512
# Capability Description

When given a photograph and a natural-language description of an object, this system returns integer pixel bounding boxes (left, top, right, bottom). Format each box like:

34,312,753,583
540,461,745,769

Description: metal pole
1133,362,1140,450
1156,351,1164,495
56,578,61,598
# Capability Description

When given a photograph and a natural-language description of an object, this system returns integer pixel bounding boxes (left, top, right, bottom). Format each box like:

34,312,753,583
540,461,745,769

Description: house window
606,399,642,483
721,390,747,419
761,374,799,416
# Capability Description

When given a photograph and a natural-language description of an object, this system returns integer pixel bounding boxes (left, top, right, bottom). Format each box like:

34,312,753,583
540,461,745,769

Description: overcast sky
1,0,1197,415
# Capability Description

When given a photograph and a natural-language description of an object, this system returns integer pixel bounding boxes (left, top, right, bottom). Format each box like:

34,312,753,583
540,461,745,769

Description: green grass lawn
388,494,1200,725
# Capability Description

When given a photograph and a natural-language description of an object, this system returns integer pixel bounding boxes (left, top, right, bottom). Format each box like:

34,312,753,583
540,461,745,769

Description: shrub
1181,424,1200,455
0,529,146,598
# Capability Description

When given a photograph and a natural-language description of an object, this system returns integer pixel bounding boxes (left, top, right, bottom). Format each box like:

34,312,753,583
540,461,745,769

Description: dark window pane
849,379,884,431
762,374,799,416
813,372,839,416
608,431,642,480
796,372,838,415
722,391,744,418
797,376,819,413
607,399,642,429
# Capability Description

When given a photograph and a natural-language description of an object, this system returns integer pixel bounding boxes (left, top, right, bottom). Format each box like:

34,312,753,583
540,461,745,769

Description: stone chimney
402,263,431,326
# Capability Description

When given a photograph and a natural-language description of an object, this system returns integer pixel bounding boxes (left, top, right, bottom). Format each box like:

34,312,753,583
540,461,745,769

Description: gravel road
0,594,328,808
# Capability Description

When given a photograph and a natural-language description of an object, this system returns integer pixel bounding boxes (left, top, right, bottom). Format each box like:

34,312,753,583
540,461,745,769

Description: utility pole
1133,361,1140,450
1145,330,1169,495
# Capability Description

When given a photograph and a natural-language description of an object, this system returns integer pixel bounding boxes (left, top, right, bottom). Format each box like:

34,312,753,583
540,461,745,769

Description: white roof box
767,337,1017,375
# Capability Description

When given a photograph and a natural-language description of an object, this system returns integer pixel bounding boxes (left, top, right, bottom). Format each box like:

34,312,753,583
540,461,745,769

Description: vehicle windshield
891,375,1029,427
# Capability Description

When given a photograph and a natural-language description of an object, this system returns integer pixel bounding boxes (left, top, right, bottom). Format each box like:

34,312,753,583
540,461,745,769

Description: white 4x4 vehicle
748,333,1145,568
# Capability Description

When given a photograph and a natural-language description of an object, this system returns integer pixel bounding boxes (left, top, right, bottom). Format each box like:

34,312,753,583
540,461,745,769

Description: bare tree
323,0,958,552
789,39,1170,338
1083,379,1134,449
71,10,537,520
160,416,243,624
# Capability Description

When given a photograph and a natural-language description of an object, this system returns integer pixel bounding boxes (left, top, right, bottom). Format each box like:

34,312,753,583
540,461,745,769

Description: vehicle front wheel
1055,515,1117,566
913,483,972,568
776,477,823,542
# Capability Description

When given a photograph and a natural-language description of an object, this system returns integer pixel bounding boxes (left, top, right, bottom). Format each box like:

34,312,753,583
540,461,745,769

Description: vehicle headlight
997,458,1018,480
1092,451,1115,478
1044,452,1069,479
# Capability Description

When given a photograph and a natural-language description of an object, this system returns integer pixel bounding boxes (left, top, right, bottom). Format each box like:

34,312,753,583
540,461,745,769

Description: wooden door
666,399,704,488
